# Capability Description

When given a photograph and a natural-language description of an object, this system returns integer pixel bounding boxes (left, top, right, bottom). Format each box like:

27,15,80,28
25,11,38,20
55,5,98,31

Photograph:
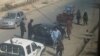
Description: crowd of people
55,8,89,56
19,8,89,56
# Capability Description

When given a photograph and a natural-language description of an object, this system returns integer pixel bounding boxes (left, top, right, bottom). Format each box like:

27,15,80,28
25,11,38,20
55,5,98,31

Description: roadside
79,28,98,56
41,7,99,56
0,0,75,43
0,0,60,17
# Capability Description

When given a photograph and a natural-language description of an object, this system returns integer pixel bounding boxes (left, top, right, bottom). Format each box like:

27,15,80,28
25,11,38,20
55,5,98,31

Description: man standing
51,28,61,48
20,18,26,38
28,19,34,40
56,40,64,56
83,11,88,25
76,9,81,24
65,13,73,40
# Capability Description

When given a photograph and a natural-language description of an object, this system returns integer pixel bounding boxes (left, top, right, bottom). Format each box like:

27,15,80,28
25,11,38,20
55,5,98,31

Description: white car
0,10,26,28
0,38,45,56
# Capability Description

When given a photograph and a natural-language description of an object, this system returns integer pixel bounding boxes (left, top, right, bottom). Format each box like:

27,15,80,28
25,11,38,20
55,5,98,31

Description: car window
4,13,16,19
0,43,25,56
26,45,31,54
20,12,24,16
31,43,37,51
7,45,12,53
17,13,20,17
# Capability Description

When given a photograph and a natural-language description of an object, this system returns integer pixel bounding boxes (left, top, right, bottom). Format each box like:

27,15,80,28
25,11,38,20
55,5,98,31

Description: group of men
57,8,89,40
76,9,88,25
19,18,64,56
19,18,34,40
54,8,89,56
19,8,88,56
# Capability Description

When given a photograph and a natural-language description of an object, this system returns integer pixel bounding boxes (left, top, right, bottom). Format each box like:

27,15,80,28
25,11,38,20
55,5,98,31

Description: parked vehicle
0,10,26,28
0,38,45,56
65,5,75,15
32,24,65,46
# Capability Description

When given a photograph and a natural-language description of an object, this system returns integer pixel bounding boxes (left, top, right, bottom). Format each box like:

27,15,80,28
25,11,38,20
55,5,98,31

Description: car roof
33,23,56,28
4,38,33,47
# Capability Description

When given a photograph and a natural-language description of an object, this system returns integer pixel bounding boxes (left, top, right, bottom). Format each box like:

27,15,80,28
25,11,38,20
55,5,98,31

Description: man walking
56,40,64,56
51,28,61,48
28,19,34,40
76,9,81,24
20,18,26,38
65,13,73,40
83,11,88,25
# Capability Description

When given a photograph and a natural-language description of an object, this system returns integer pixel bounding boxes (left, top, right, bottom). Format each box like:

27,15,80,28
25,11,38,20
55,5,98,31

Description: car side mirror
36,46,41,49
17,17,20,19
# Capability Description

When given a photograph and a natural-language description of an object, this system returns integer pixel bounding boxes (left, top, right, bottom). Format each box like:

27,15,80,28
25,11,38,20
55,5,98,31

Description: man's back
20,21,24,29
28,22,33,31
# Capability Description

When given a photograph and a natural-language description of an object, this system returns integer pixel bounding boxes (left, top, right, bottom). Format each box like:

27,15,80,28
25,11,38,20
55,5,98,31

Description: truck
0,37,45,56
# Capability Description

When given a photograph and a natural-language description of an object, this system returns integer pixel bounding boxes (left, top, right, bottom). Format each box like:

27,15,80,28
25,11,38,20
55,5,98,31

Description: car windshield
4,13,16,19
0,43,25,56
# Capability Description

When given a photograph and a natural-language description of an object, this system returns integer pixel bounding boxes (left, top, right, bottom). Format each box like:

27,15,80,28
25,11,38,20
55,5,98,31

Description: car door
31,43,39,56
26,45,33,56
33,25,44,36
40,26,53,45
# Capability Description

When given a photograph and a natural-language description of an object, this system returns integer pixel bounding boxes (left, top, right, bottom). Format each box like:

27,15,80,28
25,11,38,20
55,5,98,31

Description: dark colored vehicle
32,24,65,46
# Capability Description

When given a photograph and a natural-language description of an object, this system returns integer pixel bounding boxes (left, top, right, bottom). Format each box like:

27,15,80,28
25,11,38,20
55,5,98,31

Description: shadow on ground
82,34,93,37
14,34,21,38
46,50,56,56
73,22,83,26
85,51,97,56
0,28,14,30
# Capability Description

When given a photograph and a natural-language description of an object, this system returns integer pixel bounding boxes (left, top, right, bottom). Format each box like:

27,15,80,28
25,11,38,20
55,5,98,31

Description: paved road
0,0,97,42
0,0,99,56
0,0,75,43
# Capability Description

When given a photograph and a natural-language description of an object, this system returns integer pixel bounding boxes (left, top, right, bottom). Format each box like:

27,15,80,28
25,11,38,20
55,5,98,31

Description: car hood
1,18,16,23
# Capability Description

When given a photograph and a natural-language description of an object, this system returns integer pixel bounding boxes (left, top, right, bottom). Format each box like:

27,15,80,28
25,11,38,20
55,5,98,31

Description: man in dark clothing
76,9,81,24
65,13,73,40
56,40,64,56
28,19,34,40
83,12,88,25
66,20,72,40
20,18,26,38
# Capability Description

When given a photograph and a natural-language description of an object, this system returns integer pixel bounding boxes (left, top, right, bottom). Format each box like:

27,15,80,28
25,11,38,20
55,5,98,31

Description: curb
75,29,98,56
75,40,85,56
